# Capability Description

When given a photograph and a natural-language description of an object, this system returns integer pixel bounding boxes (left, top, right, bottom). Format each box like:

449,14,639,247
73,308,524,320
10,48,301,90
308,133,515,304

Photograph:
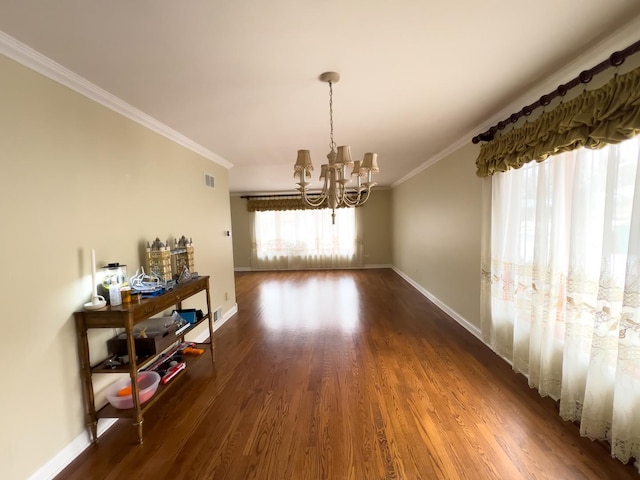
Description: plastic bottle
109,283,122,306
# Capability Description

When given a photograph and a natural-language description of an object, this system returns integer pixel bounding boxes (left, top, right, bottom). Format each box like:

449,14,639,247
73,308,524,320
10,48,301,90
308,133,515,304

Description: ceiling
1,1,640,193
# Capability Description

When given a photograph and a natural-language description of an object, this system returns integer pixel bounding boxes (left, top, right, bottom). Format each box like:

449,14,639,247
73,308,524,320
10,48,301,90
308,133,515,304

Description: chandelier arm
299,173,330,207
301,191,328,208
337,175,357,207
342,188,368,207
342,192,361,207
335,180,353,205
355,188,373,205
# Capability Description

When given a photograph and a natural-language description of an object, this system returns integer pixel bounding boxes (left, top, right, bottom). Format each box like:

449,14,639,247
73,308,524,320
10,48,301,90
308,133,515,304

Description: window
250,208,361,269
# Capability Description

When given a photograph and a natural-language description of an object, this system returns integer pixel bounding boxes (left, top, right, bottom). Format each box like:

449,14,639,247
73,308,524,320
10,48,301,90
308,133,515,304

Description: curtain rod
240,192,361,199
240,194,319,199
472,38,640,144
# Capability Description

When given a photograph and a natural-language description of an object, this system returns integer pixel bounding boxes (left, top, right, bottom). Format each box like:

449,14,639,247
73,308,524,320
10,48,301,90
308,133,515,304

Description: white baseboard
390,266,482,341
30,304,238,480
219,303,238,329
28,418,118,480
234,264,392,272
191,303,238,342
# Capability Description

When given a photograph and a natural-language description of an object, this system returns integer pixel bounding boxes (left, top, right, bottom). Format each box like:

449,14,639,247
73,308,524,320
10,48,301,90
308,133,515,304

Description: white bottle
109,283,122,306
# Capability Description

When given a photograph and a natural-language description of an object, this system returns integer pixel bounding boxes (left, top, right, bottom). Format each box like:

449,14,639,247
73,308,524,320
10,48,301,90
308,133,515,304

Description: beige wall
391,142,483,328
0,55,236,479
359,189,392,265
230,196,252,268
229,189,392,269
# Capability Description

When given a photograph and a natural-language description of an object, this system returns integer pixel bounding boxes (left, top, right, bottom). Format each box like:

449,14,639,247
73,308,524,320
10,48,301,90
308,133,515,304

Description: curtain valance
476,65,640,177
245,196,353,212
246,196,307,212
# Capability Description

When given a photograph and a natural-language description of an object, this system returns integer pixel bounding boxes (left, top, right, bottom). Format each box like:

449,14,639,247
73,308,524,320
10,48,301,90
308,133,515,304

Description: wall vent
204,173,215,189
213,307,223,322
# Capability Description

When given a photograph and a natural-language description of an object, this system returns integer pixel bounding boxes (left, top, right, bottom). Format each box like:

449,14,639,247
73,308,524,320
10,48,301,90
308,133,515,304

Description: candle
91,248,97,301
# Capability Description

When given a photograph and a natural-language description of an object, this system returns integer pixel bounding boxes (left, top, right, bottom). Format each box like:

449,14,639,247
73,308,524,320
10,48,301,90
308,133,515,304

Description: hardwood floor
57,269,638,479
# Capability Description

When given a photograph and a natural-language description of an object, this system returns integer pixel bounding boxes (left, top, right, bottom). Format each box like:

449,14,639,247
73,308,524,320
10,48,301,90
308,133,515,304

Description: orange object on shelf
183,346,204,355
117,378,141,396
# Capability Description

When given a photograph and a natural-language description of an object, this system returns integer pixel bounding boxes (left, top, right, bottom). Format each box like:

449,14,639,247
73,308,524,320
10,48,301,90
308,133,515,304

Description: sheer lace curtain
482,135,640,464
249,207,362,269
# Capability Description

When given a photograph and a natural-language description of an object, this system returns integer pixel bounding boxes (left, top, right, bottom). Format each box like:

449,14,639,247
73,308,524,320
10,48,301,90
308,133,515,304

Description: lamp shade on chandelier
294,72,379,224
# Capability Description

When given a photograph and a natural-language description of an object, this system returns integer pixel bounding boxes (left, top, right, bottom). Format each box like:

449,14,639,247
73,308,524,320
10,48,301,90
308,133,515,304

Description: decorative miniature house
146,238,172,283
146,235,195,283
172,236,195,276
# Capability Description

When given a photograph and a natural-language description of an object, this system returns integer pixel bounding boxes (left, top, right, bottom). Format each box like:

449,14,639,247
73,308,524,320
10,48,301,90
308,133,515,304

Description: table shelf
95,342,210,419
75,276,214,444
90,315,211,374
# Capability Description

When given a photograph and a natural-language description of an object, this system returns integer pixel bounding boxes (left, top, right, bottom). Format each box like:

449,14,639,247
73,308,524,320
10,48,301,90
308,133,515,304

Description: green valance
245,195,354,212
246,196,308,212
476,65,640,177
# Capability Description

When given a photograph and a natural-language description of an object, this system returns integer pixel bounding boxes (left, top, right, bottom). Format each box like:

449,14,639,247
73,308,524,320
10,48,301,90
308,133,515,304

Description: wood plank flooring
56,269,638,479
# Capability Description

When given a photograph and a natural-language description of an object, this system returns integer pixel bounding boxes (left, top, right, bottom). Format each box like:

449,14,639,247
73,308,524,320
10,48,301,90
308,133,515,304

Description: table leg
205,279,215,365
75,315,99,443
133,417,144,445
126,320,144,444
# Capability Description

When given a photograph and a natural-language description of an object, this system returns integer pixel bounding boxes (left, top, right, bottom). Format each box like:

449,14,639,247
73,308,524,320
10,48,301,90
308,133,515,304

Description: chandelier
294,71,379,224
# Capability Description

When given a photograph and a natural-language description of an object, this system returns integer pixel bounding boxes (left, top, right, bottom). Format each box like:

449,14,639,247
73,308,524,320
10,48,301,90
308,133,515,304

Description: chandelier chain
328,81,336,151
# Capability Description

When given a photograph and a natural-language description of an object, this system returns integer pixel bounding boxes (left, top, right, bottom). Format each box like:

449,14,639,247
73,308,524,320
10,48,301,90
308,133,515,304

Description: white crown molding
390,136,471,188
392,13,640,188
0,30,233,170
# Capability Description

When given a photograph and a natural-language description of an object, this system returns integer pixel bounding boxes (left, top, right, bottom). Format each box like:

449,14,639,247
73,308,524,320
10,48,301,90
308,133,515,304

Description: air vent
204,173,215,189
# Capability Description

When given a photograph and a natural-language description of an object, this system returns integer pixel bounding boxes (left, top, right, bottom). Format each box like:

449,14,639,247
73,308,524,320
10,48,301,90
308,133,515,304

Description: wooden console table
74,275,214,444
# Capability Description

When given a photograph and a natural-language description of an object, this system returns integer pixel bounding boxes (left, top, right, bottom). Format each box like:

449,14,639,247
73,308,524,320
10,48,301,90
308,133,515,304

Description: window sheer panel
560,149,608,423
250,208,362,270
527,158,573,398
611,139,640,462
485,135,640,463
580,142,637,447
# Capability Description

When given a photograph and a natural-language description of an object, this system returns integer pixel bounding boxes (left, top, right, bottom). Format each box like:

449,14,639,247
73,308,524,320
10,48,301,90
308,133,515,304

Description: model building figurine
172,235,195,277
146,237,172,283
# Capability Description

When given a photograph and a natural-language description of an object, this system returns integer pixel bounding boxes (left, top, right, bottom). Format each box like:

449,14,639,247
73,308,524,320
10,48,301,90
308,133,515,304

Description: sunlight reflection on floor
258,276,360,332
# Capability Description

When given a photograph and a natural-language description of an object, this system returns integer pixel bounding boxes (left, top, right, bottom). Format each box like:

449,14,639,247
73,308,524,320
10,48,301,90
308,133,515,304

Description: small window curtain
249,207,363,270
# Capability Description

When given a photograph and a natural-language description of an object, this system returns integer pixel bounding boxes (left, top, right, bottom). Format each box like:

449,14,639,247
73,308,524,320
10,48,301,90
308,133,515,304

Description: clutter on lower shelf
142,341,204,385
